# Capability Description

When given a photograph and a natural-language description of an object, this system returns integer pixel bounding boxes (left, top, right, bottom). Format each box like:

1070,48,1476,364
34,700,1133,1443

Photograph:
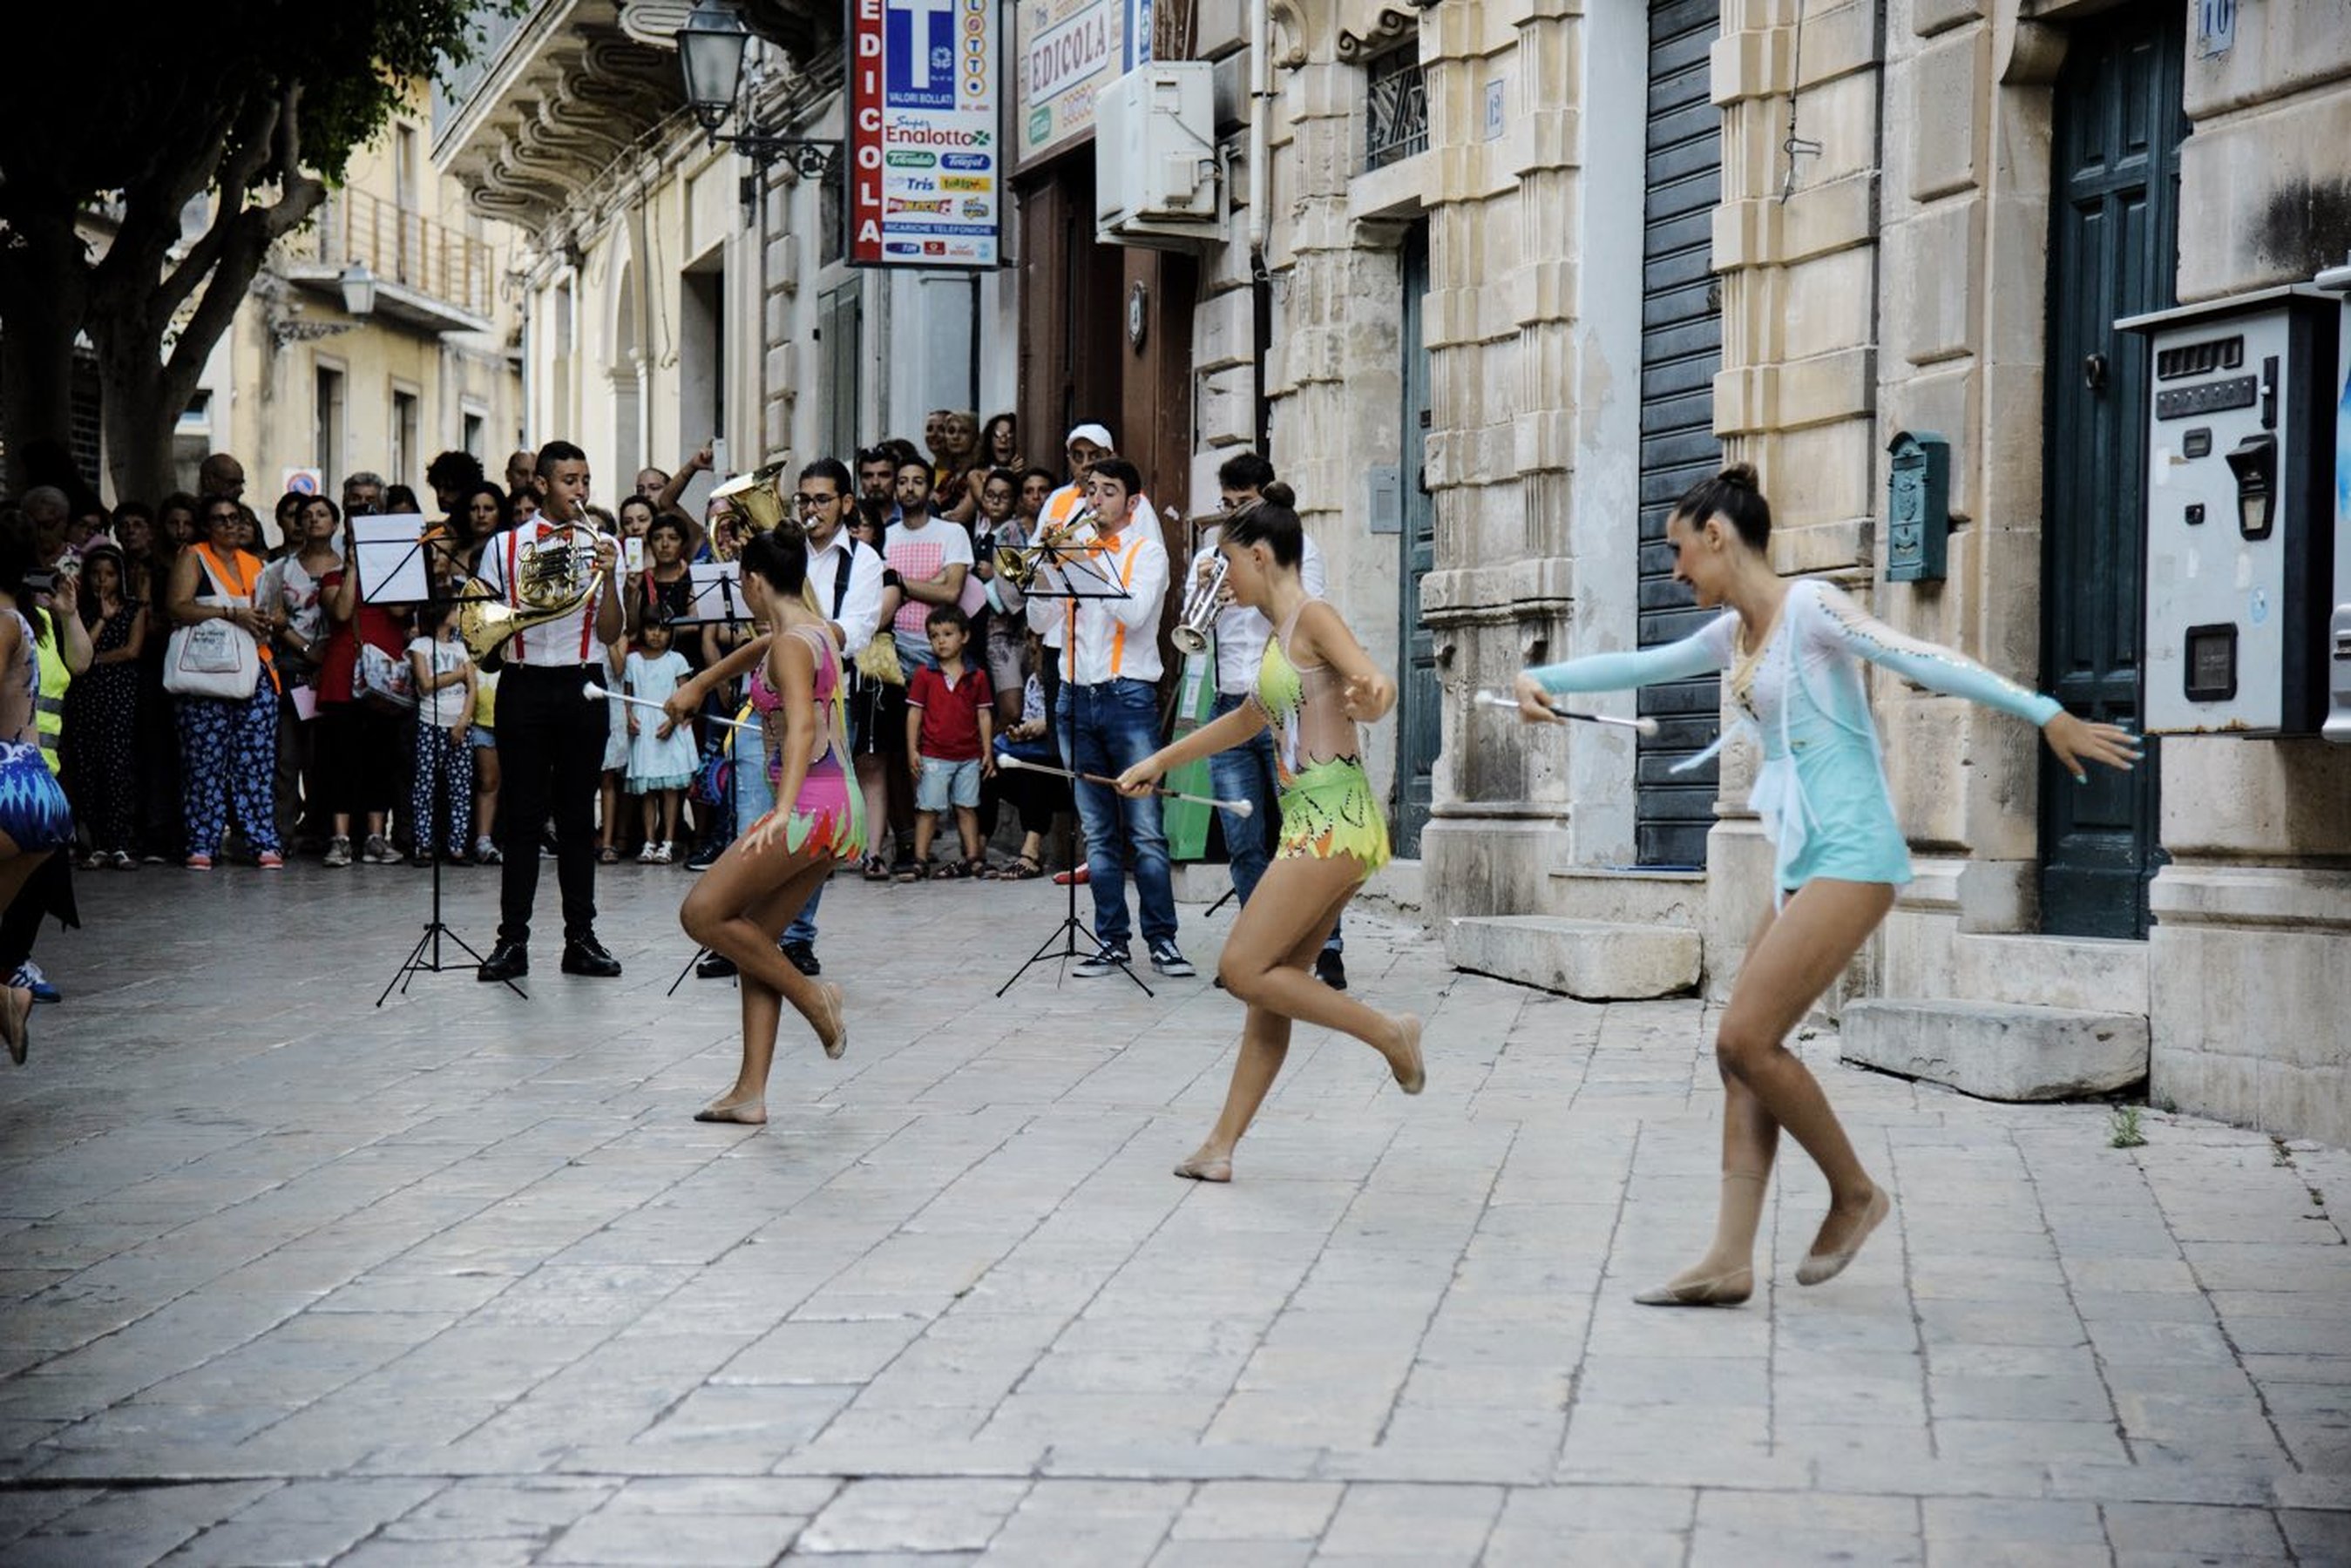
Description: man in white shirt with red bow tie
474,441,626,983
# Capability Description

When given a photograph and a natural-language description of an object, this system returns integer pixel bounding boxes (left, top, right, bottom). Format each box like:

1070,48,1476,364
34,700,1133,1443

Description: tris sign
848,0,1001,269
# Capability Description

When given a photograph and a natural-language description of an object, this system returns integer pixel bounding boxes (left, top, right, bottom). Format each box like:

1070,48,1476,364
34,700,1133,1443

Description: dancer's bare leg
682,839,841,1119
1710,878,1894,1279
1184,855,1414,1182
1217,855,1416,1073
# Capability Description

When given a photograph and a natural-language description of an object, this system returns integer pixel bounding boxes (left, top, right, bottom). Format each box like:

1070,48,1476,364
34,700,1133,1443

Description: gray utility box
2119,287,2339,736
2316,260,2351,745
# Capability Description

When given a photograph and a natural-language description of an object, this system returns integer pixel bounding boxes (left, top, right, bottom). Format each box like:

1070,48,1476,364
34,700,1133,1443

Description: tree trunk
0,199,90,497
98,328,182,507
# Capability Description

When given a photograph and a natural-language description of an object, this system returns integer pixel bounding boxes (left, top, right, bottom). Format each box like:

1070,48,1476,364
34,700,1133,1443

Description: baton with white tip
997,753,1253,816
583,680,758,733
1476,690,1660,737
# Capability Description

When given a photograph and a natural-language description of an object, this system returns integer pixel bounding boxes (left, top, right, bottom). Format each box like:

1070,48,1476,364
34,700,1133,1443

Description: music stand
353,515,522,1004
996,537,1154,997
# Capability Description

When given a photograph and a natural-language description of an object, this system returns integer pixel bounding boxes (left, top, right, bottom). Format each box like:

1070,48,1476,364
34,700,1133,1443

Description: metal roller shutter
1635,0,1723,867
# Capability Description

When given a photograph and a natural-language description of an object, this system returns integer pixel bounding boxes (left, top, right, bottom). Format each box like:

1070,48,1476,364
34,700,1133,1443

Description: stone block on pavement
1443,916,1699,1001
1839,998,2148,1101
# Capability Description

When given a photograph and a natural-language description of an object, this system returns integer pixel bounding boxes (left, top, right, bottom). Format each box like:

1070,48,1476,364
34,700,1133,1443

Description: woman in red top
309,497,410,867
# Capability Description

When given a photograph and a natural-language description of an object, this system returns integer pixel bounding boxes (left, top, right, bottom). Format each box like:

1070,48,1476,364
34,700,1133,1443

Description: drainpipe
1249,0,1272,457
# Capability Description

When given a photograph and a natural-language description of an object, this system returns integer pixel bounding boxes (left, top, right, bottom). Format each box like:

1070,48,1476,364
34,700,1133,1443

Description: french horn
456,517,604,662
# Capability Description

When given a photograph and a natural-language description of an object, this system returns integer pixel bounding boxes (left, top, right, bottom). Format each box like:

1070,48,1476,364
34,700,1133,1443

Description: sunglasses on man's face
792,494,840,510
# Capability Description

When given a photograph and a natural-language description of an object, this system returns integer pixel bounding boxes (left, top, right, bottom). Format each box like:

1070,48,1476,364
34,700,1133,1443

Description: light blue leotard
1528,578,2062,899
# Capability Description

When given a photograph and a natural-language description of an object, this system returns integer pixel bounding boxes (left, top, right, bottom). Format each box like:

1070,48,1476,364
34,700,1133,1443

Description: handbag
856,631,905,686
356,643,418,713
163,546,262,700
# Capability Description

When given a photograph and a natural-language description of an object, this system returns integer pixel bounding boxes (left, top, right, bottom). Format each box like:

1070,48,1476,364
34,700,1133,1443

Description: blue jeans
1208,691,1340,953
1061,679,1176,949
732,714,823,946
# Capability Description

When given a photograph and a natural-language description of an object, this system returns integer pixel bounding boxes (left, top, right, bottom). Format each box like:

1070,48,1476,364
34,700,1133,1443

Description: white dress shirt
1026,483,1156,653
474,521,616,666
806,530,884,652
1190,525,1327,695
1034,508,1169,686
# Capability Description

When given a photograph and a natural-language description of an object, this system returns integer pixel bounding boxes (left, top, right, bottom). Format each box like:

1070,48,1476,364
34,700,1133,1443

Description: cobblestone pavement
0,861,2346,1565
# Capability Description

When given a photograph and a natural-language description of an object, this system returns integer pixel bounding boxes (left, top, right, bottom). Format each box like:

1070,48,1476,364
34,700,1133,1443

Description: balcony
283,190,496,335
1364,50,1428,172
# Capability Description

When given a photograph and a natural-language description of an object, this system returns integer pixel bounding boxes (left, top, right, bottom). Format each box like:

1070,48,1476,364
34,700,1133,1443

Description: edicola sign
847,0,1001,268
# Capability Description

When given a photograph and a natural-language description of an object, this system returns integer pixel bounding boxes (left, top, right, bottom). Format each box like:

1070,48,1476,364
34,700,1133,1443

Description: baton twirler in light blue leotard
1528,578,2062,901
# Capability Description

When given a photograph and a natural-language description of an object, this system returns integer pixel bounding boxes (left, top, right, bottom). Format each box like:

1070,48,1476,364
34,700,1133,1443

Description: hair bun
1259,481,1297,510
1718,462,1760,490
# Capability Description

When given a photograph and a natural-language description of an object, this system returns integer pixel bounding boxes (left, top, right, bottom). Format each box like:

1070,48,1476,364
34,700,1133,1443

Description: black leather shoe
695,950,738,980
561,935,623,977
781,940,822,977
1314,950,1347,990
477,940,528,983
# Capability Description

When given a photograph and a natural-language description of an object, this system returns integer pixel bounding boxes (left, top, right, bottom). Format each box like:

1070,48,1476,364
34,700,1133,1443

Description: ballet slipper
1386,1013,1425,1095
694,1095,767,1125
810,981,848,1060
1796,1186,1891,1287
1632,1266,1753,1308
2,984,27,1066
1173,1149,1233,1183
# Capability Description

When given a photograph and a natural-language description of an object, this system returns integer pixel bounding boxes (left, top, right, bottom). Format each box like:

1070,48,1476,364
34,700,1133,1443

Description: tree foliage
0,1,521,500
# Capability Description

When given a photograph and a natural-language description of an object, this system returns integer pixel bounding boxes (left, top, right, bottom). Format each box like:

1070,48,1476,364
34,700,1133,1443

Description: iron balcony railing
1365,50,1428,172
292,188,495,321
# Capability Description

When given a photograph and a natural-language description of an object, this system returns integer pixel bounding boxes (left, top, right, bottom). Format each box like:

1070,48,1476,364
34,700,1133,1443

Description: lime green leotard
1251,600,1390,874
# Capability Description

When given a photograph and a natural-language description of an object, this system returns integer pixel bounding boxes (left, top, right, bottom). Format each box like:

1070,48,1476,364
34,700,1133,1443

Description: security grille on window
1365,49,1428,172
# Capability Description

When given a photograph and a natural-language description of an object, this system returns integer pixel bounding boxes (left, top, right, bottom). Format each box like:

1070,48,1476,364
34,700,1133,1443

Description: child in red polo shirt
904,605,994,878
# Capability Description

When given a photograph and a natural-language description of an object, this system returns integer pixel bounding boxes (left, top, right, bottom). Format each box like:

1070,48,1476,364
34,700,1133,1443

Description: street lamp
677,0,752,132
674,0,842,182
338,261,377,317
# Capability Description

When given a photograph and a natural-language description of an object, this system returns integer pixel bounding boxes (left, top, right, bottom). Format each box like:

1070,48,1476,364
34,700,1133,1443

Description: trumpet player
1032,457,1190,981
475,441,627,984
1189,456,1346,990
1023,423,1123,729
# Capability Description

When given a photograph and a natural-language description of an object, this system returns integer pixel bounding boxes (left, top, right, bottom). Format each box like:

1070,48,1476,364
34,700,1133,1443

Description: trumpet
1172,552,1228,654
993,510,1100,591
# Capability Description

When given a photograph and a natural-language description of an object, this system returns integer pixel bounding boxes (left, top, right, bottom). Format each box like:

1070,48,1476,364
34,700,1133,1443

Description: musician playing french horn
1185,453,1345,991
473,440,627,984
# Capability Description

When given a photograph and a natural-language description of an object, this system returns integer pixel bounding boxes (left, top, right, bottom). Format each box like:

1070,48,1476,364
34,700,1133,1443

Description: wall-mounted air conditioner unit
1095,63,1226,247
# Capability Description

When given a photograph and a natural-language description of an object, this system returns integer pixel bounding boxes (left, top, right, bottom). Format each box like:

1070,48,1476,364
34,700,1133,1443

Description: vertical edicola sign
2121,288,2340,735
2319,260,2351,744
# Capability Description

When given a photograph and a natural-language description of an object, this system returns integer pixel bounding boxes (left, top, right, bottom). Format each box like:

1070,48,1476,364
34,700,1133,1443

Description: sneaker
475,840,504,866
322,836,352,868
363,835,396,865
1072,943,1130,979
1314,949,1347,990
684,842,723,871
1148,939,1196,978
81,850,107,870
109,850,134,869
780,940,821,977
257,851,285,870
185,854,213,871
10,962,58,1005
1052,863,1091,886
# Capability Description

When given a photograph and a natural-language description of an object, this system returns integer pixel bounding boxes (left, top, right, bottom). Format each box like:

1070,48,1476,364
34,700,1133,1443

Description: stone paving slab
0,864,2345,1564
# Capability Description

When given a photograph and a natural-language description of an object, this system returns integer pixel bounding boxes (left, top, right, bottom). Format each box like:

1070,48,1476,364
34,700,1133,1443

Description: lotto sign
848,0,1001,268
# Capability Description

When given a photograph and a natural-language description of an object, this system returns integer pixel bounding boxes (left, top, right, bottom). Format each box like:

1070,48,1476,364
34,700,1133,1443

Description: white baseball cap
1065,422,1114,449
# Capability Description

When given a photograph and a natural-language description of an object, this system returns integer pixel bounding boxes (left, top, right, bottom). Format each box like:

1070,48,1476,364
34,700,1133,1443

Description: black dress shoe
781,940,822,977
695,950,738,979
477,941,528,983
1314,950,1348,990
561,935,623,977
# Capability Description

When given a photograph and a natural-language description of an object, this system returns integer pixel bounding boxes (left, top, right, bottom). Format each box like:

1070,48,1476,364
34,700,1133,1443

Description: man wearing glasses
696,458,881,981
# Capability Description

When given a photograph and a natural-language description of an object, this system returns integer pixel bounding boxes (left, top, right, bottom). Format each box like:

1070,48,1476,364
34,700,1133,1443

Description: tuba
457,513,604,662
710,463,791,531
1171,552,1228,655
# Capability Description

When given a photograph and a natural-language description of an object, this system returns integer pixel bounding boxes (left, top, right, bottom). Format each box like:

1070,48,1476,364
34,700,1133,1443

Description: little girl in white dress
625,618,700,862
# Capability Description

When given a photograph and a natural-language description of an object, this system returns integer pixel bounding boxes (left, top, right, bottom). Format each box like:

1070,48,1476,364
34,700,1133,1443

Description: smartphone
710,436,728,476
622,537,645,574
21,570,55,597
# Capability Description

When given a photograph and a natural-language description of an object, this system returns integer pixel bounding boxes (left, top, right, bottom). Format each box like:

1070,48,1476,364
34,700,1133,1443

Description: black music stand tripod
357,524,522,1004
996,549,1153,998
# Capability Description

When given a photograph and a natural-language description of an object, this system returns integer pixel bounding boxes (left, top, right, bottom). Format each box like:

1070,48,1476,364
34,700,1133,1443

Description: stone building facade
1373,0,2351,1147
